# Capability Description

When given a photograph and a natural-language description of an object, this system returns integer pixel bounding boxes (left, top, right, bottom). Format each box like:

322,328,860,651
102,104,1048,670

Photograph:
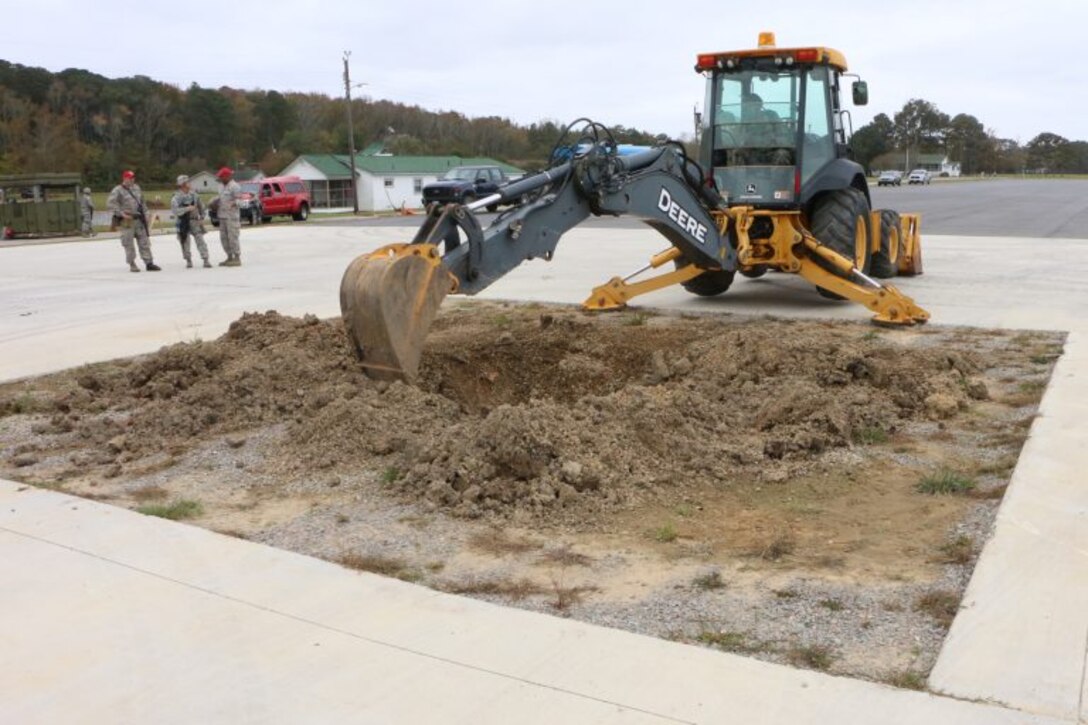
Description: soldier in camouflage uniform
171,175,211,268
216,167,242,266
106,170,160,273
80,187,96,237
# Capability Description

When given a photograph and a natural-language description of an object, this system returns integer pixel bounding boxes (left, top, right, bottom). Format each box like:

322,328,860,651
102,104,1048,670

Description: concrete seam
0,524,694,725
1080,624,1088,724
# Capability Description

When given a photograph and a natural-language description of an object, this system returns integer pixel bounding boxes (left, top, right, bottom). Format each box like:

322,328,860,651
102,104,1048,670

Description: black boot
146,262,161,271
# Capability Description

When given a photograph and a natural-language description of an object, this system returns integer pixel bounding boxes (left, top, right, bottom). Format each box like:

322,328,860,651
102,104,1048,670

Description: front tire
810,187,872,300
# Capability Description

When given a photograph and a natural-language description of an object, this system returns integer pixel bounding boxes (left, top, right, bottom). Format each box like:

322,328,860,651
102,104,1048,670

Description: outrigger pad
339,249,450,381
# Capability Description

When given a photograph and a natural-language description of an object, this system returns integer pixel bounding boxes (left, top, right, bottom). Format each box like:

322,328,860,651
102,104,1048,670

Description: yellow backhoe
340,34,926,381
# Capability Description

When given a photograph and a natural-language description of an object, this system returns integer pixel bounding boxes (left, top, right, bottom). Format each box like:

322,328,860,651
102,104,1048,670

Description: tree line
849,98,1088,174
0,59,665,185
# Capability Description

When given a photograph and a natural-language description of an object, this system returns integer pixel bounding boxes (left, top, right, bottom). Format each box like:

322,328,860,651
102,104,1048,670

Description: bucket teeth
340,244,451,381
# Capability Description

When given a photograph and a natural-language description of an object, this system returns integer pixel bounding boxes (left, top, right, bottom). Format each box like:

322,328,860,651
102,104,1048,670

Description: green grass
380,467,402,485
787,644,835,671
692,570,725,590
885,670,927,690
652,522,679,543
697,630,759,653
938,535,975,565
852,426,888,445
818,598,844,612
136,499,203,520
915,469,976,495
915,590,961,627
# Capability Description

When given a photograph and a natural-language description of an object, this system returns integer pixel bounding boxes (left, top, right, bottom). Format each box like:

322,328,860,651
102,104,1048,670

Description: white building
279,154,523,212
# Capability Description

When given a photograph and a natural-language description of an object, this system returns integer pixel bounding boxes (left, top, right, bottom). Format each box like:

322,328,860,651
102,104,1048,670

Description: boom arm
413,144,735,295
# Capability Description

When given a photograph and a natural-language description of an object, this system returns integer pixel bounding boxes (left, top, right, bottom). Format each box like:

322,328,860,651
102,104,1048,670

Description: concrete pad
0,481,1063,724
928,331,1088,721
5,223,1088,722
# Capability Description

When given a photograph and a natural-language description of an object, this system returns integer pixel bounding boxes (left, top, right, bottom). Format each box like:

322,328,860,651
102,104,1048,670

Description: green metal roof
289,154,522,179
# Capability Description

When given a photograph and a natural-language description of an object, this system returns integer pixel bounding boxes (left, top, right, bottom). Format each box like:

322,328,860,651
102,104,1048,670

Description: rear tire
680,269,736,296
810,188,872,300
869,209,901,279
740,265,768,279
292,204,309,222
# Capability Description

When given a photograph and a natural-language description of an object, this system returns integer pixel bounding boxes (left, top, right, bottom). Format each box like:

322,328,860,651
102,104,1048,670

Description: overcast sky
4,0,1084,143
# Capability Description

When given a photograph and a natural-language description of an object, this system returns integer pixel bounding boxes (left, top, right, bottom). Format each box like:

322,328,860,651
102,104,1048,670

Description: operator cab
696,33,867,209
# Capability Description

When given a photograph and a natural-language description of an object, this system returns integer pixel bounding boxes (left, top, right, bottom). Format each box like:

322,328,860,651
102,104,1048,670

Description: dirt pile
2,306,986,519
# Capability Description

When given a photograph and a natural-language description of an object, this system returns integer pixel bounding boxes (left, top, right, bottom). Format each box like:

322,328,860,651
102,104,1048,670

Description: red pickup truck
257,175,312,222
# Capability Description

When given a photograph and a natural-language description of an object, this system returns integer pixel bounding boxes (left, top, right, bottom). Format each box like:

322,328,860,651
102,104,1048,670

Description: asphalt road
315,179,1088,239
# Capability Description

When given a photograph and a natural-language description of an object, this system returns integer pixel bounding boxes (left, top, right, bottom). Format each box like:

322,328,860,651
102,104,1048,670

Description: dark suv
421,166,509,211
208,182,263,226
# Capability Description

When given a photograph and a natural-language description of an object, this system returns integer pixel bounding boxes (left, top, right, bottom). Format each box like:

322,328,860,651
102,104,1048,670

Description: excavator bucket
339,243,453,382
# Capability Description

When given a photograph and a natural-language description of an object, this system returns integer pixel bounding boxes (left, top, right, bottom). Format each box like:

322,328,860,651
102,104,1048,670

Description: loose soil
0,302,1062,685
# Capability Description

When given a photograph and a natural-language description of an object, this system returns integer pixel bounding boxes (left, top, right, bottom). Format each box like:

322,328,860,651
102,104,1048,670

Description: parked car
255,175,312,222
208,183,263,226
877,170,903,187
907,169,932,185
421,166,510,211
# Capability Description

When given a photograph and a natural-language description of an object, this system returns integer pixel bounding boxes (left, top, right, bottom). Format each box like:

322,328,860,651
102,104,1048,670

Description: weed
130,485,169,502
538,545,593,567
214,528,250,540
5,393,41,415
136,499,203,520
675,503,695,517
1029,354,1054,365
652,522,679,543
697,630,757,653
818,598,844,612
547,572,598,611
975,456,1018,476
338,553,420,582
813,554,846,569
380,467,402,485
915,590,961,627
623,312,649,327
916,469,976,495
443,577,545,600
787,643,835,671
1017,379,1046,393
852,426,888,445
773,588,799,600
335,514,350,524
885,670,927,690
692,570,726,591
468,528,539,556
491,313,513,328
937,535,975,565
753,533,796,561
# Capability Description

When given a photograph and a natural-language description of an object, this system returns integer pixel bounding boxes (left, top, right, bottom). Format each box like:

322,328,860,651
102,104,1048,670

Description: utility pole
343,51,359,214
693,104,702,145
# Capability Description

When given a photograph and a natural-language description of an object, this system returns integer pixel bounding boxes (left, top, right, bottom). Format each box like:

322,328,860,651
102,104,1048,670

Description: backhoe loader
340,33,926,381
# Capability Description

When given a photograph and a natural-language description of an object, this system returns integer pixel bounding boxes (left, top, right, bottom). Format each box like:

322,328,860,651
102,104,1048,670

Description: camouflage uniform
171,185,209,267
106,181,157,272
217,179,242,265
80,188,96,237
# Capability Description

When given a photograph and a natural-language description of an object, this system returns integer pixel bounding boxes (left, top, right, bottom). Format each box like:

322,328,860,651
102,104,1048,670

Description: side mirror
852,80,869,106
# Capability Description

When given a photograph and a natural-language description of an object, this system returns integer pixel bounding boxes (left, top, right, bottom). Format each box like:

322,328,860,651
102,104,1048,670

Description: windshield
442,168,480,181
709,69,799,166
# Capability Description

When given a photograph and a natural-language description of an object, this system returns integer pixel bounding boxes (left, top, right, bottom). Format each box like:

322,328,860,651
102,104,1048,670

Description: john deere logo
745,183,758,194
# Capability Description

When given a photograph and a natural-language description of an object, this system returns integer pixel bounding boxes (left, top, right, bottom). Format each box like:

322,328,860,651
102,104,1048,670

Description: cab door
264,183,286,214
